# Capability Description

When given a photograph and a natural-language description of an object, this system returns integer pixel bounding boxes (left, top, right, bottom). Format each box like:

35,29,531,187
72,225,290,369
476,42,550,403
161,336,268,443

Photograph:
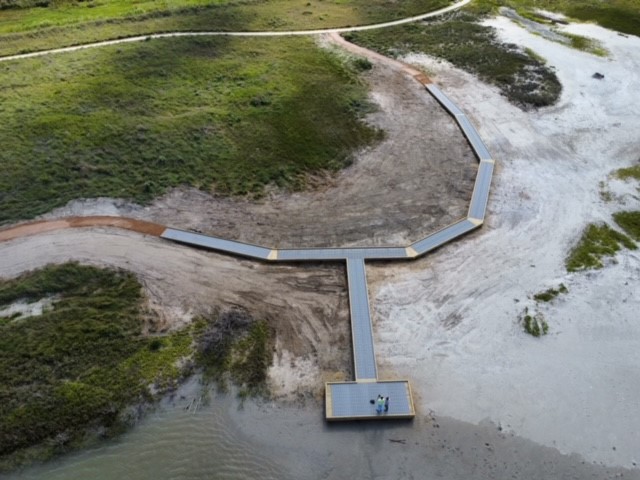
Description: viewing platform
325,258,415,421
326,380,415,421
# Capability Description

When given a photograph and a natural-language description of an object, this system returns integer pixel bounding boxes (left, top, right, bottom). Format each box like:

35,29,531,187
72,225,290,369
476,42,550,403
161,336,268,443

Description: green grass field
0,0,452,56
0,36,381,224
565,223,636,272
0,263,193,470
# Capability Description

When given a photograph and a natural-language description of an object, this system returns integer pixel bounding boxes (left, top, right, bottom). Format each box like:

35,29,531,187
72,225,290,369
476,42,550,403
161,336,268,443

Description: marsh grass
523,309,549,337
565,223,636,272
615,164,640,181
0,0,453,55
347,12,562,109
533,284,568,303
613,211,640,241
0,36,381,224
0,263,193,470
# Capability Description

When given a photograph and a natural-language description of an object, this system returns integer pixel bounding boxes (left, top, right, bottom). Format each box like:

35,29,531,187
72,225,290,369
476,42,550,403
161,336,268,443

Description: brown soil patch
0,216,166,242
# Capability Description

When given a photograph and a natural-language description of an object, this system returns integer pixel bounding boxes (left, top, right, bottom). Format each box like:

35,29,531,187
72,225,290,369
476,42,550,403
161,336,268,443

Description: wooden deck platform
325,380,415,421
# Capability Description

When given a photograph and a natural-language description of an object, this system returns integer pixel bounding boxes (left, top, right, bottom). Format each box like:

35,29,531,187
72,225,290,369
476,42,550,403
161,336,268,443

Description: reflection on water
7,379,290,480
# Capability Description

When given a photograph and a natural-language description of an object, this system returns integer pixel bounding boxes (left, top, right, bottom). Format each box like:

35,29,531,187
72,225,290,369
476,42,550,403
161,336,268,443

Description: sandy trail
0,216,165,241
368,19,640,468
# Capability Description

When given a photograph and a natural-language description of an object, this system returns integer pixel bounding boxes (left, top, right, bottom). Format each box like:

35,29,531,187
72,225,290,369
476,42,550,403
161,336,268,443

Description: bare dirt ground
367,19,640,470
41,42,477,249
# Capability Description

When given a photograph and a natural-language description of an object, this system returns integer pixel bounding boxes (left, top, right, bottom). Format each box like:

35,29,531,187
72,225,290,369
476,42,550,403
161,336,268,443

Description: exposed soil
41,40,477,249
0,228,351,399
0,216,165,242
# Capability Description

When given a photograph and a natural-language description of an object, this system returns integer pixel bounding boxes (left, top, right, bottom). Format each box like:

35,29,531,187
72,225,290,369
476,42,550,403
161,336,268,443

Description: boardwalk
0,35,494,422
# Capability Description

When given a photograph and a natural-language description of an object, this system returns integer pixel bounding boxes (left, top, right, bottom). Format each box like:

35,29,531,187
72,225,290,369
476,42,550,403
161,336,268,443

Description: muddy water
7,378,637,480
7,380,289,480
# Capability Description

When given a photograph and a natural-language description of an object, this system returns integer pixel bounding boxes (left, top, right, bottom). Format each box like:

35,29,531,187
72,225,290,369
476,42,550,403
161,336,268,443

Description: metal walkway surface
346,259,377,381
326,381,415,420
157,75,495,422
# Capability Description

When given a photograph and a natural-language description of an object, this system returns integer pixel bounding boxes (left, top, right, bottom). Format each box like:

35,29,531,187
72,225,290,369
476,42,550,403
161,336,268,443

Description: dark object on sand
592,72,605,80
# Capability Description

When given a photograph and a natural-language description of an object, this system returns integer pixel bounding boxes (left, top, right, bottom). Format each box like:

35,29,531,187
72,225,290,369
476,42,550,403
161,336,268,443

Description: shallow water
7,378,637,480
7,380,289,480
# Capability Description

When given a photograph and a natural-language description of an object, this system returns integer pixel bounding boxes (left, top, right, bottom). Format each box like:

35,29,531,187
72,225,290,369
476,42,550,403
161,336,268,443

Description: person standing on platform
384,396,390,413
376,395,384,413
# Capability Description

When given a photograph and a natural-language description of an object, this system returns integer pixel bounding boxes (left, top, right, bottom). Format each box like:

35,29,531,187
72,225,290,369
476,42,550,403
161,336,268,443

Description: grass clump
565,1,640,38
0,36,381,224
347,12,562,109
0,263,193,471
613,211,640,241
196,308,273,397
522,308,549,337
533,283,568,302
615,164,640,181
565,223,636,272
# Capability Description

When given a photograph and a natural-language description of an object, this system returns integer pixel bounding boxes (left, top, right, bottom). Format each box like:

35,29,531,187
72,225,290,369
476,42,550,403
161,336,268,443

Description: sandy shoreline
369,18,640,468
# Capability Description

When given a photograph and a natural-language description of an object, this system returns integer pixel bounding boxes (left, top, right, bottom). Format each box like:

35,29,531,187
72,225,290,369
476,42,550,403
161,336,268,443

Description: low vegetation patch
347,11,562,109
563,32,607,57
615,164,640,181
565,223,636,272
0,263,193,471
521,307,548,337
196,308,273,397
613,211,640,241
533,283,568,302
0,36,381,224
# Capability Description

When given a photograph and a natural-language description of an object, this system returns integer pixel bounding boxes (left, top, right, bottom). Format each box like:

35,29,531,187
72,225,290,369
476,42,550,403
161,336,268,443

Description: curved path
0,0,470,62
0,14,492,420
